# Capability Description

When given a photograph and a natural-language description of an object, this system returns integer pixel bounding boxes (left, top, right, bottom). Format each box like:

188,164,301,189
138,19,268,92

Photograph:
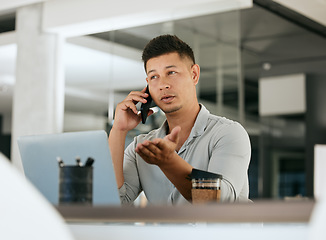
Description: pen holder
59,166,93,205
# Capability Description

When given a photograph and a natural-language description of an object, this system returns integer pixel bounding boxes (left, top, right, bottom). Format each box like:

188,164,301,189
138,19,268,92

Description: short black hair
142,34,195,71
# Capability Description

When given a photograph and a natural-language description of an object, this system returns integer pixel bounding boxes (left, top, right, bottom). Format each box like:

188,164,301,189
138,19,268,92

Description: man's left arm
208,122,251,202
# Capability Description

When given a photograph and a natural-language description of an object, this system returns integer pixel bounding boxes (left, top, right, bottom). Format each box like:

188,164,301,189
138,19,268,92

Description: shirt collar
158,103,210,143
188,103,209,138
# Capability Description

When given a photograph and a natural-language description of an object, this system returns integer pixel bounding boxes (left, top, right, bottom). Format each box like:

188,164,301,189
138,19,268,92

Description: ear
191,64,200,85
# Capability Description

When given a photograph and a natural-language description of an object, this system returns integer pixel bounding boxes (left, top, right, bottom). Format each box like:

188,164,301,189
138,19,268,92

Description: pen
57,157,64,168
85,157,94,167
76,156,83,167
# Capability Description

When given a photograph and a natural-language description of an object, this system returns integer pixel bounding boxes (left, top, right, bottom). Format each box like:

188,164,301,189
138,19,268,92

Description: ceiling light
262,62,272,71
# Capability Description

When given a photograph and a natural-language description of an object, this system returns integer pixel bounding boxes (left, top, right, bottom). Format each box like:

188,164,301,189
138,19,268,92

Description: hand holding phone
140,86,153,124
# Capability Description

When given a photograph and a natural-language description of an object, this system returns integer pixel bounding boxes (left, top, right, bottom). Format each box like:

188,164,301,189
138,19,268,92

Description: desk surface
56,200,315,223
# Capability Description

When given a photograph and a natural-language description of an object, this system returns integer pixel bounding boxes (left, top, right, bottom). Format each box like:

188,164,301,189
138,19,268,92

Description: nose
159,77,171,90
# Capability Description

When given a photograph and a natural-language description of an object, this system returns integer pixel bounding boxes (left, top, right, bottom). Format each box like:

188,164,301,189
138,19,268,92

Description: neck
165,102,201,150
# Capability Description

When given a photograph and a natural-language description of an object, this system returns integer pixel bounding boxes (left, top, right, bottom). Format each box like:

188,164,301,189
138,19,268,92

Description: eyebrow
147,65,177,75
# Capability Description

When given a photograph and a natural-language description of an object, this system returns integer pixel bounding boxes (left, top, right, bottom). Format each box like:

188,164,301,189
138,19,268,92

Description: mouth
160,95,175,103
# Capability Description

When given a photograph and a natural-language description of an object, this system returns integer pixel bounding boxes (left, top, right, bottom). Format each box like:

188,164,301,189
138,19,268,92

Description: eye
150,75,158,80
168,71,176,75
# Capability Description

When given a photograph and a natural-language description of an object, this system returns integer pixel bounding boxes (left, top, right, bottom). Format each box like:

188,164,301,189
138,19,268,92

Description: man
109,35,251,205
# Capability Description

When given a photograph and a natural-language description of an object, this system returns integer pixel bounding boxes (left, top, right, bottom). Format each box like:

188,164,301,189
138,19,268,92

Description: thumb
166,126,181,143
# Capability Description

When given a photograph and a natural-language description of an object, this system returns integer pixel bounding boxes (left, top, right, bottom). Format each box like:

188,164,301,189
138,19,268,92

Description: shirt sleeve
207,122,251,202
118,138,143,205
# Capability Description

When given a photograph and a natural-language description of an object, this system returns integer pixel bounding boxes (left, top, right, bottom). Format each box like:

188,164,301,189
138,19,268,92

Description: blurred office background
0,0,326,201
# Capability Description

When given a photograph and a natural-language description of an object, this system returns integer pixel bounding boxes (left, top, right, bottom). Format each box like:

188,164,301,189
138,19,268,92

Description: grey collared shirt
119,104,251,205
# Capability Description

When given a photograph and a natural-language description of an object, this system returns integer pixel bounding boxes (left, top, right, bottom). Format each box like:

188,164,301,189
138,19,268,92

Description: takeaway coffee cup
190,168,222,204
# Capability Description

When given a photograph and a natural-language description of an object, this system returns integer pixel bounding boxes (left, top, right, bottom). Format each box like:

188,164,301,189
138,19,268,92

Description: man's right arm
109,127,128,188
108,87,150,189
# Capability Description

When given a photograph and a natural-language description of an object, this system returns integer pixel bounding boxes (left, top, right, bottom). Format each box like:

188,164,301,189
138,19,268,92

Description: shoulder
207,113,245,132
205,114,250,145
199,104,243,130
197,104,249,140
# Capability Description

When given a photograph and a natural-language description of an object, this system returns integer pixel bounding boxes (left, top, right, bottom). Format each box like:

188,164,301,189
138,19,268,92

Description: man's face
145,52,199,114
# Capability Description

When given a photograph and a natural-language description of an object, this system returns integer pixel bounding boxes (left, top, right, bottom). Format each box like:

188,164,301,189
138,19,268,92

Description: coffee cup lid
190,168,223,179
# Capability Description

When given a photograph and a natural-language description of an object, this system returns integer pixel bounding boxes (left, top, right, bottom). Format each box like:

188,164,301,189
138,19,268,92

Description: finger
121,100,139,115
166,126,181,143
152,138,161,145
141,86,148,93
150,138,174,154
135,141,150,152
143,141,161,155
136,143,157,162
151,139,169,151
129,89,148,97
131,91,149,99
136,140,157,153
125,92,148,104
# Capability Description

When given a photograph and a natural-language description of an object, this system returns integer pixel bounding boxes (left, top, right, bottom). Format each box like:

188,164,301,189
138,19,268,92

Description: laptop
17,130,121,206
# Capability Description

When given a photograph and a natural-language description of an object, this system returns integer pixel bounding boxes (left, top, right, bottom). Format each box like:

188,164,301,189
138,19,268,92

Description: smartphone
140,85,153,124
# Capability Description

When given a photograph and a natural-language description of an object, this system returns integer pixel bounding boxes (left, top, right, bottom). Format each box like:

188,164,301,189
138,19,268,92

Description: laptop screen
17,130,121,206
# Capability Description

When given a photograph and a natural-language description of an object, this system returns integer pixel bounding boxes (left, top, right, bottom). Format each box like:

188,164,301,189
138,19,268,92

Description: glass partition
63,6,313,203
63,9,248,205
